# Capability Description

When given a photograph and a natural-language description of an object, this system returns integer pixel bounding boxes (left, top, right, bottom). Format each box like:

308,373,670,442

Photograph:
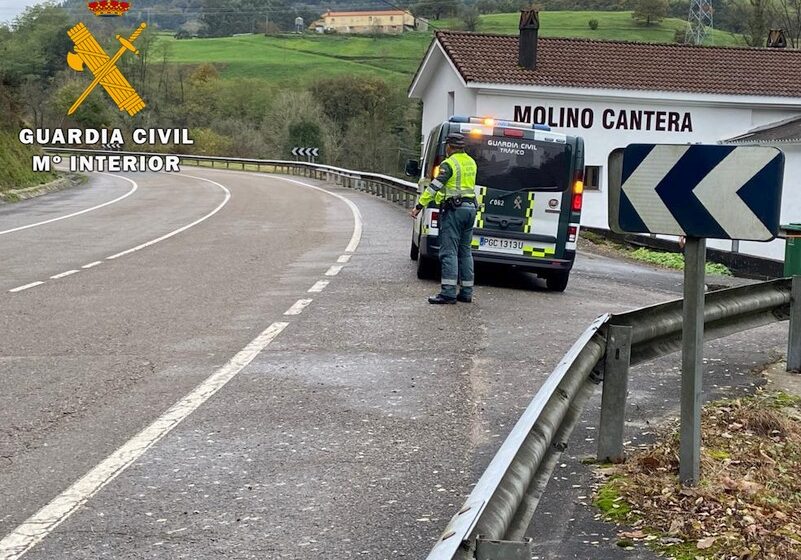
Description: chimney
519,9,539,70
767,28,787,48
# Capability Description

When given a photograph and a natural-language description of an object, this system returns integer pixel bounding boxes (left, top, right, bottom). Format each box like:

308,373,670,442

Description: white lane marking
0,322,289,560
276,177,363,254
0,169,366,559
308,280,329,293
337,255,351,263
284,299,313,316
0,174,138,236
81,261,102,269
325,265,344,277
105,175,230,260
202,169,364,255
50,270,79,280
8,281,44,293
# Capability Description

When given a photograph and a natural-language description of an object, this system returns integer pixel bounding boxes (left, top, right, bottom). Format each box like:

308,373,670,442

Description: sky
0,0,43,24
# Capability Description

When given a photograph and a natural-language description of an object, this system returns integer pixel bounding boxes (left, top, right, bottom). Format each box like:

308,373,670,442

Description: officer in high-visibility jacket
410,133,478,304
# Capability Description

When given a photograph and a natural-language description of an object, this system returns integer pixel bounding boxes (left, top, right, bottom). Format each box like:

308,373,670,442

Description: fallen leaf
619,530,646,539
697,536,716,549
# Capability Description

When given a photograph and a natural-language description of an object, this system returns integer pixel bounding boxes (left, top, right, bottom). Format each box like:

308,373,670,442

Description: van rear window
465,136,572,192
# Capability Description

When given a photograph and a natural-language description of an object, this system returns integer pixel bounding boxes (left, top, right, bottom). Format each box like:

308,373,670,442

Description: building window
585,165,601,191
390,16,394,21
447,91,455,118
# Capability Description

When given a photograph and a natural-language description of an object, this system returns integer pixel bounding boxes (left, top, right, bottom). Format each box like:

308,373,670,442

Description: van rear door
463,129,573,259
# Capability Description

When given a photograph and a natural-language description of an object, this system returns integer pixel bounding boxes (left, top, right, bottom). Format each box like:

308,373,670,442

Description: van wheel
545,271,570,292
417,256,437,280
410,238,419,261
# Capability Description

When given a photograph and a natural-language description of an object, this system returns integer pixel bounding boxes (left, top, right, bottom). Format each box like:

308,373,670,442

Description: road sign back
608,144,784,241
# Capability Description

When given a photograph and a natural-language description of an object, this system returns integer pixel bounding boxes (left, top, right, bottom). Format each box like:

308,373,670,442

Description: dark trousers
439,205,477,298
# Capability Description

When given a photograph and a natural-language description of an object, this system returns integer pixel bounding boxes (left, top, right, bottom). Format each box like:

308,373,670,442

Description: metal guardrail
43,147,420,208
427,277,799,560
44,148,801,558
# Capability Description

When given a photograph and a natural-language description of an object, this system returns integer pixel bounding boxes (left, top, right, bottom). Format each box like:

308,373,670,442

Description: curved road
0,168,787,559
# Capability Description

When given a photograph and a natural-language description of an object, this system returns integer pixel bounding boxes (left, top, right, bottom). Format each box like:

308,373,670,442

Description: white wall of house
412,48,801,262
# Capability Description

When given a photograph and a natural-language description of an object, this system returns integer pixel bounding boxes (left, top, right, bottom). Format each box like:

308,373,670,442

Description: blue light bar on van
449,115,551,132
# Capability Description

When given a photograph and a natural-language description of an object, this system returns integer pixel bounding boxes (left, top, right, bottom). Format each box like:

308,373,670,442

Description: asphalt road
0,168,788,559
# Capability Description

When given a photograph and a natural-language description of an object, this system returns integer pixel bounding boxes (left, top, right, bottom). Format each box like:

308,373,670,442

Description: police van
406,116,585,292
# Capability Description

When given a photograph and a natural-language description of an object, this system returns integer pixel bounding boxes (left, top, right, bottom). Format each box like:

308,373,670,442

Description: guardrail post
789,276,801,372
597,324,632,463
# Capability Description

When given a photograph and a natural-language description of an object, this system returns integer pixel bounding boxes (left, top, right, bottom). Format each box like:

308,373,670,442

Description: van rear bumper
419,235,574,272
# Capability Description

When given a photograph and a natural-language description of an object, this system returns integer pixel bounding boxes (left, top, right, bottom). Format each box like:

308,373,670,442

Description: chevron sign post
608,143,785,486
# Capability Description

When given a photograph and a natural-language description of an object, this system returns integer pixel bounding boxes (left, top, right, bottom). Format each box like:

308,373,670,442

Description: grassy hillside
163,10,744,86
164,32,430,88
442,11,743,45
0,131,56,192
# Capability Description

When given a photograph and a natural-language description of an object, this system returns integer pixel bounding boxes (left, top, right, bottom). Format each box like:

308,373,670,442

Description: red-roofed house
408,21,801,261
311,10,416,34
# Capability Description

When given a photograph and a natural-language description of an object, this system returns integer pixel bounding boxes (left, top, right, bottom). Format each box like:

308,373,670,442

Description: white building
408,24,801,261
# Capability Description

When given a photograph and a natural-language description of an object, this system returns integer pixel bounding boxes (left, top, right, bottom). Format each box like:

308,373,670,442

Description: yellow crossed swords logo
66,22,147,116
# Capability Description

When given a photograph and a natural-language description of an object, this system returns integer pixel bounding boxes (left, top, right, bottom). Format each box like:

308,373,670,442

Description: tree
772,0,801,47
727,0,772,45
460,6,481,31
413,0,459,20
632,0,669,25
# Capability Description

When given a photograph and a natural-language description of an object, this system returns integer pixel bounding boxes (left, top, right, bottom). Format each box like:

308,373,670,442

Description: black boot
428,294,456,304
456,293,472,303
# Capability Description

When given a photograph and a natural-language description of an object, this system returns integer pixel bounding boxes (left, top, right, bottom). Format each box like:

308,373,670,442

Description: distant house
311,10,417,35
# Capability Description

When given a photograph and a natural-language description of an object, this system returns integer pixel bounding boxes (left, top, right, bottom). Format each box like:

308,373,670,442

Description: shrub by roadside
581,230,732,276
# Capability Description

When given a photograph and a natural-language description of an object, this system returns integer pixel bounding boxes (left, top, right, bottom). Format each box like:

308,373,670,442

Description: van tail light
572,170,584,213
568,225,578,243
431,210,440,229
432,156,444,178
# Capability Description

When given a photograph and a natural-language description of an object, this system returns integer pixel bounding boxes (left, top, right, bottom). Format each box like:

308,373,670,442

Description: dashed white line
325,265,344,277
8,281,44,293
81,261,102,269
0,321,289,560
0,174,138,236
50,270,79,280
0,169,366,558
284,299,313,316
308,280,330,293
105,174,231,260
337,255,351,263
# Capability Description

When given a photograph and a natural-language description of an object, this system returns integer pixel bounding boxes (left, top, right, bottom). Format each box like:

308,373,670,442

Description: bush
589,18,599,29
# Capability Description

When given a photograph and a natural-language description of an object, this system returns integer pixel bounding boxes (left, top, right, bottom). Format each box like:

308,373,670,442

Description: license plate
477,236,524,254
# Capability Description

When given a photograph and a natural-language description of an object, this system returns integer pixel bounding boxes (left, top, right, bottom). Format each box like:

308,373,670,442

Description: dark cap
445,133,466,148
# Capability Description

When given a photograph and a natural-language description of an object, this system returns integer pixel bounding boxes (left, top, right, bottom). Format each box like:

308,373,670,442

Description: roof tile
434,31,801,97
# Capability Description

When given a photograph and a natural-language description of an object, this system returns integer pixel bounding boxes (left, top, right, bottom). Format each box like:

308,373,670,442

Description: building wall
323,12,414,34
419,60,478,137
414,55,801,261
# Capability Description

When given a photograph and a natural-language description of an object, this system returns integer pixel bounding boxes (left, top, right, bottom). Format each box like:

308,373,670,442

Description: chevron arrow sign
608,144,785,241
292,147,319,158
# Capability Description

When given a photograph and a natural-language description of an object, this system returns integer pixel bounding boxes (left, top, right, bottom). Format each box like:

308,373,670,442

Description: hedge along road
0,166,789,559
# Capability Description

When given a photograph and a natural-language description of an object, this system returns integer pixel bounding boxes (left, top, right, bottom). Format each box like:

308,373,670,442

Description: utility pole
265,14,269,35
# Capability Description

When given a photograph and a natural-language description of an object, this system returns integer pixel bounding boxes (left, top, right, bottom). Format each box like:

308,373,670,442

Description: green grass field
439,11,742,45
163,32,432,88
162,11,744,86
